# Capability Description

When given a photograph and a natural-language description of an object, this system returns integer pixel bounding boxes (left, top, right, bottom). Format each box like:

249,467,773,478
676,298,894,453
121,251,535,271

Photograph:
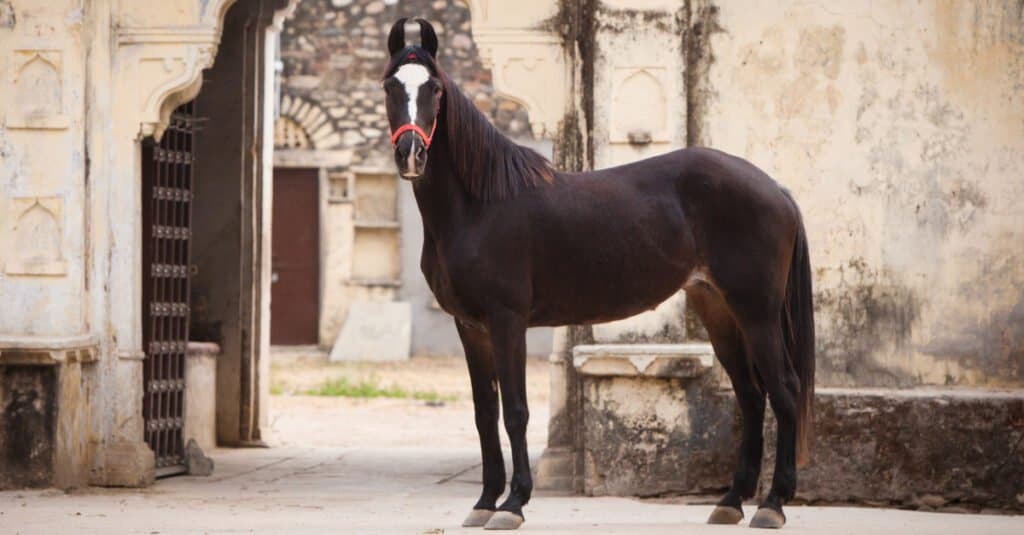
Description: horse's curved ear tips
415,18,439,59
387,17,408,57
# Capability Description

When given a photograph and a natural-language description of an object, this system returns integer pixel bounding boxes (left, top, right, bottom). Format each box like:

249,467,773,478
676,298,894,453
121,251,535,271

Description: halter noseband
390,118,437,149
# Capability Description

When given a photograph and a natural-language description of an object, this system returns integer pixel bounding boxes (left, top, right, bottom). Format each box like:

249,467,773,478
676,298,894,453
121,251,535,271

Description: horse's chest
421,250,479,321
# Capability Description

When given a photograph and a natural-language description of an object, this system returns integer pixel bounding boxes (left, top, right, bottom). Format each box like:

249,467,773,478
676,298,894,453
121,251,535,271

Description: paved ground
2,355,1022,534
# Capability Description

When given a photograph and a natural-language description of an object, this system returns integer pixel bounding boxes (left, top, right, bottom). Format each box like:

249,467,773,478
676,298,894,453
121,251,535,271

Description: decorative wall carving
467,1,567,139
6,196,65,276
117,29,218,140
8,50,68,130
610,67,669,143
115,0,237,140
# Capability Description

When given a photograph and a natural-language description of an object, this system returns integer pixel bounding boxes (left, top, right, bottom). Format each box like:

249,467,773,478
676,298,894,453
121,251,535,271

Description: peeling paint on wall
704,0,1024,387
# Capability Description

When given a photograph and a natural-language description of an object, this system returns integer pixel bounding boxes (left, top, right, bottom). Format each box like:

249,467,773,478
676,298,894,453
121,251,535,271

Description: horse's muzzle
394,131,427,179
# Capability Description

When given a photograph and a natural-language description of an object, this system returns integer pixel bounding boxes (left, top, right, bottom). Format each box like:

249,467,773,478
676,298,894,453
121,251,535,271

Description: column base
534,446,574,492
91,439,155,487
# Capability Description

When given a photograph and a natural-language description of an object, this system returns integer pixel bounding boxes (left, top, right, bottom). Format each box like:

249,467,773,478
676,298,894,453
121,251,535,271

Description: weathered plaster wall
701,0,1024,387
586,2,691,344
0,0,87,336
279,0,553,355
1,0,284,487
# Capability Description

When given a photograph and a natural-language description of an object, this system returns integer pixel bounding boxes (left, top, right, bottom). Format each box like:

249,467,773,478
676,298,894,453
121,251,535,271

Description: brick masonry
279,0,535,167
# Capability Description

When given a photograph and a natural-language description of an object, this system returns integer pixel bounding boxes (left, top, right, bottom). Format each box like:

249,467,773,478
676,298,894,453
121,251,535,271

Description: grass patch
303,376,457,403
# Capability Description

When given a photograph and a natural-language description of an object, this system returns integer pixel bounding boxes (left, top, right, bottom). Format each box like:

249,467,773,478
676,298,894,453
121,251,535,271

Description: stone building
0,0,296,488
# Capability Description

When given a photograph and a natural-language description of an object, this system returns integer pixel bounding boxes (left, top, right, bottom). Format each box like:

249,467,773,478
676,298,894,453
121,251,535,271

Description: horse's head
382,18,442,179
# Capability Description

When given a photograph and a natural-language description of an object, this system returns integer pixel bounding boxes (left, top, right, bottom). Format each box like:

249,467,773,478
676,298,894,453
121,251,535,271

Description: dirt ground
270,350,551,407
267,350,551,450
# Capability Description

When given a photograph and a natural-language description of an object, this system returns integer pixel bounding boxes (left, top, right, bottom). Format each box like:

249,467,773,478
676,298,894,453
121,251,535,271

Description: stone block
0,340,98,490
329,301,411,362
93,439,155,488
0,365,57,489
575,367,1024,511
184,342,219,453
764,388,1024,510
184,438,214,476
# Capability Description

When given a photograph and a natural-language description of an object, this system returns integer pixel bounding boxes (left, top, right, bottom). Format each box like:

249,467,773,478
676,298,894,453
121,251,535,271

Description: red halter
390,120,437,148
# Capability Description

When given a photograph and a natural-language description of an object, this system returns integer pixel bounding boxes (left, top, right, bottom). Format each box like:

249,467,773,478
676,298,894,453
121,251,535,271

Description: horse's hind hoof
707,505,744,525
749,508,785,529
483,511,524,530
462,509,496,527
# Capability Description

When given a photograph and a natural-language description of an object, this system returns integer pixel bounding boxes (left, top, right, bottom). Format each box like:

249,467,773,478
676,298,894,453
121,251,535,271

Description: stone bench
570,343,1024,511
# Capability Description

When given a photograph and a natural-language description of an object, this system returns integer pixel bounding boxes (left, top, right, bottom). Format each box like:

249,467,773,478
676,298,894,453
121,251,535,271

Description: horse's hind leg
455,321,506,527
688,289,767,525
739,318,800,529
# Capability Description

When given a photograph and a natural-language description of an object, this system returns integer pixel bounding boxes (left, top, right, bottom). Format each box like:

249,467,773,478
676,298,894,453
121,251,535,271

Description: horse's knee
502,404,529,435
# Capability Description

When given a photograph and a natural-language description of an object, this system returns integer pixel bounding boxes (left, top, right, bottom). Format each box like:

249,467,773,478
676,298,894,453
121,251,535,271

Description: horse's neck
412,145,471,243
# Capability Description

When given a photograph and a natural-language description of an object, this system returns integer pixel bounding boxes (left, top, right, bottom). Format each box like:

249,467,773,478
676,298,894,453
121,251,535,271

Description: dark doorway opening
270,168,321,345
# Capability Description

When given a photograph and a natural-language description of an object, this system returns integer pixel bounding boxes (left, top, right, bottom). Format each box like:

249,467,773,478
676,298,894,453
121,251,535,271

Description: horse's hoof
707,505,744,525
462,509,496,527
483,511,524,530
749,508,785,529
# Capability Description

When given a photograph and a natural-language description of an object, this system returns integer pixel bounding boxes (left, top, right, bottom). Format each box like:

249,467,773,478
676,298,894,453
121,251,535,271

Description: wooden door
271,168,320,345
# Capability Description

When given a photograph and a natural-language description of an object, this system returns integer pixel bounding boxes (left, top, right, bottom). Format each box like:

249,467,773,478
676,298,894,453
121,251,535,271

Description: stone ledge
573,343,715,379
577,379,1024,511
186,341,221,358
0,334,100,365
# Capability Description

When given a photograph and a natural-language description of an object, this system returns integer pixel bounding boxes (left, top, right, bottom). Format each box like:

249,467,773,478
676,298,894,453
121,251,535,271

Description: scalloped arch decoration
118,0,238,140
464,0,566,139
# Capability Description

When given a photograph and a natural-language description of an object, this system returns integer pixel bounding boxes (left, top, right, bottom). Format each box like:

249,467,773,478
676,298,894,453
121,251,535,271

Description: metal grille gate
142,101,197,476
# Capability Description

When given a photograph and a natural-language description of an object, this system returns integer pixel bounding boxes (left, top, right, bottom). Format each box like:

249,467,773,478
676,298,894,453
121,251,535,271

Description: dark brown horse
382,19,815,531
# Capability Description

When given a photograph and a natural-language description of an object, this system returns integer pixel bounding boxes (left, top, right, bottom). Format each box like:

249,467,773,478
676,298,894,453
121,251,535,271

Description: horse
381,18,816,531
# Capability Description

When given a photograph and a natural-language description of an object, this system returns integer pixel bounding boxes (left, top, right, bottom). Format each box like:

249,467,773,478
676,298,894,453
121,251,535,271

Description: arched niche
6,197,66,276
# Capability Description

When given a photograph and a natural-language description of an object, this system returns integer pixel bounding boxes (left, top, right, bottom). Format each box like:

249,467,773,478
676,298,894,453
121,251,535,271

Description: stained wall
702,0,1024,386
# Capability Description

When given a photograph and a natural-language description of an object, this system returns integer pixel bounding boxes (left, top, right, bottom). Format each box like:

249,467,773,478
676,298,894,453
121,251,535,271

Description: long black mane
384,48,554,201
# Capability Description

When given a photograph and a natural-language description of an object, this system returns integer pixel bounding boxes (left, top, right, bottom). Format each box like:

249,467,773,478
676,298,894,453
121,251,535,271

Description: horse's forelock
382,46,439,80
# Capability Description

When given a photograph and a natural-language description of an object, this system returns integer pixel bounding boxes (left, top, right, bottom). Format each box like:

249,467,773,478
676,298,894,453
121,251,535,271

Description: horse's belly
529,249,692,326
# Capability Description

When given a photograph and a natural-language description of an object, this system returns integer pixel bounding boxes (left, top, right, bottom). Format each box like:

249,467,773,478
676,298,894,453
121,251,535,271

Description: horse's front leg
483,309,531,530
455,321,506,528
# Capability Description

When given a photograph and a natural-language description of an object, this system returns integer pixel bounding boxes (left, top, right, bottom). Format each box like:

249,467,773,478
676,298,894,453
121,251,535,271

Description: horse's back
525,147,799,323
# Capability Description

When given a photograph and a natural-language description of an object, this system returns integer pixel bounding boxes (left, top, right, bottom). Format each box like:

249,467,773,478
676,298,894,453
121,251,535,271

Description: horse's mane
385,49,555,201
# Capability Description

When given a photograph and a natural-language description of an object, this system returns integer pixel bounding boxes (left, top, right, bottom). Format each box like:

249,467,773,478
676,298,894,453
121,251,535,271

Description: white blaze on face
407,135,418,173
393,63,431,128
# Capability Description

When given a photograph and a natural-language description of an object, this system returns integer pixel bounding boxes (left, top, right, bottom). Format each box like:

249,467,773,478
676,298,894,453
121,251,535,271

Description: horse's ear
387,18,409,57
416,18,438,58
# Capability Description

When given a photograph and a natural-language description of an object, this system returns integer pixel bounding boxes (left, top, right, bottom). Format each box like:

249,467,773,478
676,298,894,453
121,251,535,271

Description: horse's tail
783,197,816,467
